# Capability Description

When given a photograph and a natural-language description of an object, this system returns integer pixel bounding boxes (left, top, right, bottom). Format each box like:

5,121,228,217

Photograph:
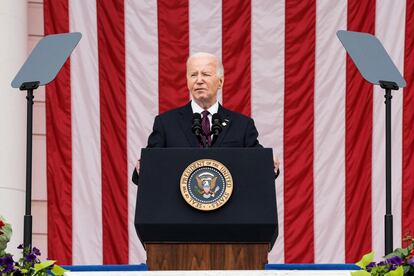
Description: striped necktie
201,110,211,146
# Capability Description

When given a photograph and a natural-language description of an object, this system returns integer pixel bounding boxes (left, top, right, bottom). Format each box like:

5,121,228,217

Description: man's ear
219,77,224,88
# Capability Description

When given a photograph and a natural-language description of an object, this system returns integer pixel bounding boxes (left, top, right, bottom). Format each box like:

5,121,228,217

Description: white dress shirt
191,100,219,129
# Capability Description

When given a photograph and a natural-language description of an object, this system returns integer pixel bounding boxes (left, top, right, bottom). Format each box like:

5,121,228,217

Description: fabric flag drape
44,0,414,265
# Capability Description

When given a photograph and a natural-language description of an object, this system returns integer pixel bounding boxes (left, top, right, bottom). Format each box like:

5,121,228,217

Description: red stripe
222,0,251,116
283,0,315,263
345,0,375,263
403,0,414,240
44,0,72,265
157,0,189,114
97,0,128,264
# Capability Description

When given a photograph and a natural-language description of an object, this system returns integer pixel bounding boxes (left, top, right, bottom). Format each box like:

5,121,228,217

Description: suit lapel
178,102,200,147
212,104,231,147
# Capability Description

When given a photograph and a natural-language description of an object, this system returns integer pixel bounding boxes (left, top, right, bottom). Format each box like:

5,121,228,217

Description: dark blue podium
134,148,278,270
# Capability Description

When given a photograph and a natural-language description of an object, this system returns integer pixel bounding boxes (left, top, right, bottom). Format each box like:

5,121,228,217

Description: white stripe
70,0,102,264
125,0,159,264
189,0,222,103
372,0,405,259
314,0,347,263
251,0,285,263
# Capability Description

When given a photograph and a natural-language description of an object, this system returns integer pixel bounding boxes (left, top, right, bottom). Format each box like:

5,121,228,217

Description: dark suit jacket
132,102,274,184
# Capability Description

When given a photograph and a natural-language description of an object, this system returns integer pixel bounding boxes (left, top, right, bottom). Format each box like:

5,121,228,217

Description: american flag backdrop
43,0,414,266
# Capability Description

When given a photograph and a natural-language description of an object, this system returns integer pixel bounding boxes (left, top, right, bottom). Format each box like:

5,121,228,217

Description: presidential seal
180,159,233,211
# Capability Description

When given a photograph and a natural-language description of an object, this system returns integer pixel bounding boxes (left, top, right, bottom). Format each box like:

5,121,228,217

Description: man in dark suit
132,52,279,184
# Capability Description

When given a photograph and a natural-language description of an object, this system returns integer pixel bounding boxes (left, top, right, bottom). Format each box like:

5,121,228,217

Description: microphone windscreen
192,112,202,135
192,112,201,121
212,113,221,123
211,113,222,136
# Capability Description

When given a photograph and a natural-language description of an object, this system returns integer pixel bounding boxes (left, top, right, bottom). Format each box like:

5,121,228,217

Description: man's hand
135,159,141,175
274,156,280,177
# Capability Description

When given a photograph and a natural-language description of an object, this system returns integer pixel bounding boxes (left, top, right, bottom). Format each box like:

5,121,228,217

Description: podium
134,148,278,270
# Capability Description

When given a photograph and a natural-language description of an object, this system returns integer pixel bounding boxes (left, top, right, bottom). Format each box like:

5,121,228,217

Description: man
132,52,279,184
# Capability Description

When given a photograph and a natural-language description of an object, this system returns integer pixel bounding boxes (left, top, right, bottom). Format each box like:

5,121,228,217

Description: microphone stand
21,81,39,250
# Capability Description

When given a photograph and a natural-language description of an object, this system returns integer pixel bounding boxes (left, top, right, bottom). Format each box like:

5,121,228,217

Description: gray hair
186,52,224,78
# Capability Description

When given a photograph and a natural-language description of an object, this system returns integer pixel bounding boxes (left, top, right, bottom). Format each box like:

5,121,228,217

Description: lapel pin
222,119,229,127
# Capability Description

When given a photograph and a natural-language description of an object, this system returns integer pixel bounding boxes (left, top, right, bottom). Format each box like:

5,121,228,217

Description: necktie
201,110,211,146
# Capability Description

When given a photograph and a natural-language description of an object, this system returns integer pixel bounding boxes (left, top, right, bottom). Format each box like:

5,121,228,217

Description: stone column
0,0,28,257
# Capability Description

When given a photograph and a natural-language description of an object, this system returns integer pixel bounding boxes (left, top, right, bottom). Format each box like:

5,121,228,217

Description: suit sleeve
244,117,262,148
132,169,139,185
132,115,166,185
244,117,280,179
147,115,166,148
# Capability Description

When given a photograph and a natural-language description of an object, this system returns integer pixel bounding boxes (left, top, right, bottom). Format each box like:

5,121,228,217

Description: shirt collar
191,100,219,115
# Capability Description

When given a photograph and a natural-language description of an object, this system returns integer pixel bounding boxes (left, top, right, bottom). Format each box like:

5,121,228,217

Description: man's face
187,55,223,107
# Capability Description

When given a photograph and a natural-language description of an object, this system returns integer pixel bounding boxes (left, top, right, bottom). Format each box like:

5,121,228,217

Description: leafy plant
0,216,67,275
351,235,414,276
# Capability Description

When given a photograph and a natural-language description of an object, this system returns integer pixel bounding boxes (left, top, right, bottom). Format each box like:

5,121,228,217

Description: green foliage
0,216,68,275
0,216,12,256
351,235,414,276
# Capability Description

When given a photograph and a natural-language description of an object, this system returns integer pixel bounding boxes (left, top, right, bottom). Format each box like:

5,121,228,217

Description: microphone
211,113,222,136
192,113,202,136
192,112,208,147
211,113,222,146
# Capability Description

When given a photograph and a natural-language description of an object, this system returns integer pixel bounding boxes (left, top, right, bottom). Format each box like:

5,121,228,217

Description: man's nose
196,74,204,83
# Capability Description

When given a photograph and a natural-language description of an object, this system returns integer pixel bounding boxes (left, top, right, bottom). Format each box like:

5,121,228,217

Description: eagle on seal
196,175,218,197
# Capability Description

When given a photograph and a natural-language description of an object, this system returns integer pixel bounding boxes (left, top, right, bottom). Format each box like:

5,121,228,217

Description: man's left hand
274,157,280,178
